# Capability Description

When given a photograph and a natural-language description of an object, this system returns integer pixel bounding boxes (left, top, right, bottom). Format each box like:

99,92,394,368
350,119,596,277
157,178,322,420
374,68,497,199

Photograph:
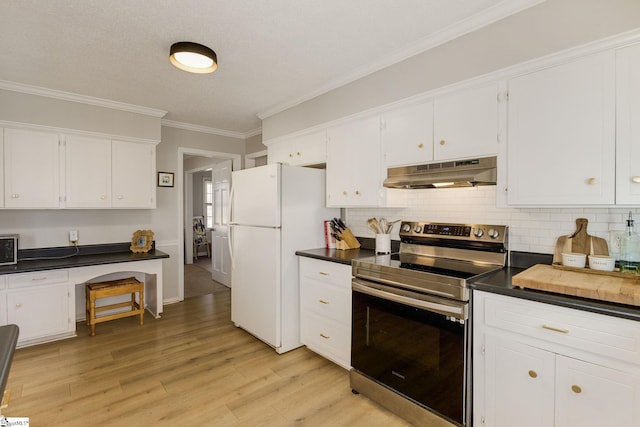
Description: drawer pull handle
31,277,48,281
15,303,22,308
319,299,329,305
318,272,329,276
571,385,582,394
528,370,537,378
320,333,330,339
542,324,569,334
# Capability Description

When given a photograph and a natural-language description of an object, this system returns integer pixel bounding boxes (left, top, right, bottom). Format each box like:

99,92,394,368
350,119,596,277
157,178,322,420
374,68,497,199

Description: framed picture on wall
158,172,174,187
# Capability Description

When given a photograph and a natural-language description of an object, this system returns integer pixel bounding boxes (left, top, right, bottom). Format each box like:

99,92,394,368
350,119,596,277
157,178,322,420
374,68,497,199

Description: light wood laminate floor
4,282,412,426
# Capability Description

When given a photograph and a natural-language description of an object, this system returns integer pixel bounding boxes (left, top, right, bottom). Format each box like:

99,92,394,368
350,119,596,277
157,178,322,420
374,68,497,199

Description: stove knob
488,228,500,239
401,223,412,233
413,225,423,234
474,228,484,238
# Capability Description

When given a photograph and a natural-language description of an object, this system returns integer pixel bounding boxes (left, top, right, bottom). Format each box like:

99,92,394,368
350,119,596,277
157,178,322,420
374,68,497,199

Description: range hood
383,156,497,189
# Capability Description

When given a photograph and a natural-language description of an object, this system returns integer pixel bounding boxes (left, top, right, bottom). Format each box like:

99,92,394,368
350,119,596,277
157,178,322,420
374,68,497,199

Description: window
204,178,213,228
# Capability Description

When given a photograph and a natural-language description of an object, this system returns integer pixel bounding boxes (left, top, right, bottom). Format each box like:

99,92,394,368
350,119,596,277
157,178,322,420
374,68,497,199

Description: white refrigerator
229,163,338,354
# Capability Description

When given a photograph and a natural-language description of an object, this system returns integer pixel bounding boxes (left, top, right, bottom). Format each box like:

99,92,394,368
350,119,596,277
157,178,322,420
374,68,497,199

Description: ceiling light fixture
169,42,218,74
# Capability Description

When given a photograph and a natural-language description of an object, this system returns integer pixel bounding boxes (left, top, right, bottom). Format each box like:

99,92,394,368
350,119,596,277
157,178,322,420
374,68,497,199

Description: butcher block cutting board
512,264,640,306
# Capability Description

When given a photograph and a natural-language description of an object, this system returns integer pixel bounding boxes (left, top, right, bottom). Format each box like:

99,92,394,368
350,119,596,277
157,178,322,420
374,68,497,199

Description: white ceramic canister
375,234,391,254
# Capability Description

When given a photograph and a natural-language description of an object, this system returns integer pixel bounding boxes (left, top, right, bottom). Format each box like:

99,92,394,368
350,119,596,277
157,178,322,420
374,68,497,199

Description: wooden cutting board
512,264,640,306
552,218,609,264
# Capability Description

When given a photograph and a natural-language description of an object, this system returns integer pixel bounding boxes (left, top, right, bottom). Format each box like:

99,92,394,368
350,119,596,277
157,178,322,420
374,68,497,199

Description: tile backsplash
346,186,639,257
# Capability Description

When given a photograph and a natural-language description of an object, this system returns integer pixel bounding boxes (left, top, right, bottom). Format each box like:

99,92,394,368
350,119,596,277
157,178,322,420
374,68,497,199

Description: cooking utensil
379,218,388,234
367,217,381,234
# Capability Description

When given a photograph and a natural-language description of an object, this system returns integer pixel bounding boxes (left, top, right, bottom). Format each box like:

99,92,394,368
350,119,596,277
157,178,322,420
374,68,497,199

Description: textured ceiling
0,0,541,136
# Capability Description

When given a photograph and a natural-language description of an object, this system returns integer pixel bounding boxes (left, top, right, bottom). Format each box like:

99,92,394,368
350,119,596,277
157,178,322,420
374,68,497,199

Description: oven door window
352,289,465,425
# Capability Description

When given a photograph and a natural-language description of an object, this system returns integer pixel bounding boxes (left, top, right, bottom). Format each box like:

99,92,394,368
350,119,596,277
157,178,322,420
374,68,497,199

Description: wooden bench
86,277,144,336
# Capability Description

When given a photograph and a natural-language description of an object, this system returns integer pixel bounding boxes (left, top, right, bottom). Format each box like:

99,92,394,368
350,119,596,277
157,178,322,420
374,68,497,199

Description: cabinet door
268,131,326,166
65,135,111,208
507,51,615,205
616,43,640,205
434,83,499,161
267,139,293,165
4,128,61,208
326,116,382,207
112,140,156,208
555,355,640,427
484,334,555,427
383,101,434,167
7,285,71,344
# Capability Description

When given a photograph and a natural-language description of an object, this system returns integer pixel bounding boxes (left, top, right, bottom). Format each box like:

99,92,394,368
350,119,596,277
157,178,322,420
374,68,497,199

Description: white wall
262,0,640,140
347,187,640,258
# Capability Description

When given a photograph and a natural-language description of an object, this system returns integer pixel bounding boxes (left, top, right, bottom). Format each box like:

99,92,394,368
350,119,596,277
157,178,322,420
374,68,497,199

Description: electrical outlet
609,231,624,257
69,230,79,244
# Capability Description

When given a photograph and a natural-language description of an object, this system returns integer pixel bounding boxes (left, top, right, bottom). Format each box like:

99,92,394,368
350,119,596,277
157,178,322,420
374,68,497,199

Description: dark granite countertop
296,237,400,266
471,252,640,322
0,242,169,276
295,247,377,266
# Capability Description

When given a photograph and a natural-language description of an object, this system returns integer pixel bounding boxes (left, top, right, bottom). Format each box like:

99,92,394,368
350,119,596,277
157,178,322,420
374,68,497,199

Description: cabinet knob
355,190,361,196
11,193,19,199
528,370,537,378
100,195,107,200
418,143,424,149
15,303,22,308
439,140,446,146
117,195,124,200
296,151,301,156
571,385,582,394
632,176,640,183
289,153,294,158
587,177,597,185
342,191,348,196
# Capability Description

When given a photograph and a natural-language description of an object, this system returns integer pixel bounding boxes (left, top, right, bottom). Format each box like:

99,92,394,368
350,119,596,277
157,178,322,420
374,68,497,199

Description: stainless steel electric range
350,221,508,427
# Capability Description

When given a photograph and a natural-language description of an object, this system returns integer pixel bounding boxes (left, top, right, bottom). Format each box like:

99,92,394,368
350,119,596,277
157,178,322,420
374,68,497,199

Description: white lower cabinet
474,291,640,427
6,270,74,346
299,257,352,369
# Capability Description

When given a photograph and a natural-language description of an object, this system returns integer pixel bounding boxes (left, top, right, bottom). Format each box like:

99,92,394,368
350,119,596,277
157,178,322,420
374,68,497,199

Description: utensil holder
375,234,391,254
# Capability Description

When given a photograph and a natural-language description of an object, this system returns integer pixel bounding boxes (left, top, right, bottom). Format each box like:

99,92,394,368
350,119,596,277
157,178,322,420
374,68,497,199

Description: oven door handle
352,280,466,319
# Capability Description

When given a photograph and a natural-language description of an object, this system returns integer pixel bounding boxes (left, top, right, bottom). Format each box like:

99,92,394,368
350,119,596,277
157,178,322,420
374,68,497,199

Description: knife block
336,228,361,250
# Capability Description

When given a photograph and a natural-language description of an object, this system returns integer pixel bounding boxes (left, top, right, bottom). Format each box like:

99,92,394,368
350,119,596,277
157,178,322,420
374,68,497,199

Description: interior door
211,160,232,287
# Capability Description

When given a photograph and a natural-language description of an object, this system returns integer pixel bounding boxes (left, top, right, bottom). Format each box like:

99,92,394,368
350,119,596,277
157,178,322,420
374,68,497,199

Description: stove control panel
400,222,508,244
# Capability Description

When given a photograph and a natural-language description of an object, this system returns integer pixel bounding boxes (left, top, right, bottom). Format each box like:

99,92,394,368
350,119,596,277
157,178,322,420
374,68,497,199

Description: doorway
177,148,240,302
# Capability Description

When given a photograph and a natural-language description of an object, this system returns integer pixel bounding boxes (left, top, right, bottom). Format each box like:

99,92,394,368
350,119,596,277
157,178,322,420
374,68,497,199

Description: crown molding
257,0,545,120
0,80,167,118
0,119,160,144
161,119,261,140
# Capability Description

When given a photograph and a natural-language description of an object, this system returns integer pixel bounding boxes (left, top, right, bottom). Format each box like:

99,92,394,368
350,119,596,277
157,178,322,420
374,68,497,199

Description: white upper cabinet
65,135,111,208
382,101,434,168
268,130,327,166
433,83,500,161
506,51,616,205
112,140,156,208
4,128,62,208
326,116,386,207
616,43,640,205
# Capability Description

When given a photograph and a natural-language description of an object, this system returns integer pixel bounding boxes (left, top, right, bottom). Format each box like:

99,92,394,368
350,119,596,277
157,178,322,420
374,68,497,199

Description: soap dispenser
620,211,640,273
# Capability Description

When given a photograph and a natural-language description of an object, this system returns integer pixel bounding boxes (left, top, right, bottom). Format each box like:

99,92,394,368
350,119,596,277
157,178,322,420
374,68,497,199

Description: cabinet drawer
8,270,69,289
482,293,640,365
301,310,351,368
301,279,351,324
300,257,351,288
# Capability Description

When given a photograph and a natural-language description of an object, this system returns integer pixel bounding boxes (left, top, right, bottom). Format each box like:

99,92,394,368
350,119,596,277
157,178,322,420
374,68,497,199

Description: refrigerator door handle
228,186,235,267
